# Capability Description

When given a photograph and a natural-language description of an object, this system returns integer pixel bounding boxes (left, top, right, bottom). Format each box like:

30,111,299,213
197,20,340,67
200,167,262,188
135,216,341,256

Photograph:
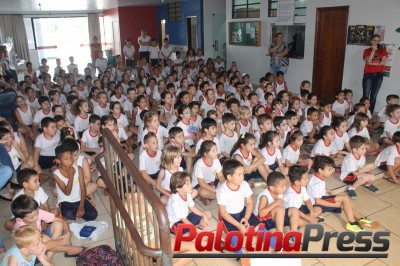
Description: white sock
347,186,355,190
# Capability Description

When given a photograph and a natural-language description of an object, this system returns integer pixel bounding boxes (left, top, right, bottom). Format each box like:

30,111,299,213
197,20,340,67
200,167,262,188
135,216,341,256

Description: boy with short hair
284,165,323,225
308,156,377,232
168,127,195,173
1,225,54,266
254,114,273,148
167,172,211,234
285,110,299,132
341,136,379,199
377,94,399,124
375,131,400,184
226,98,240,120
123,88,137,121
273,116,289,149
11,195,85,259
215,98,226,135
32,96,54,139
34,117,60,172
4,169,59,232
139,132,161,187
81,114,102,157
66,95,78,125
300,107,319,144
195,118,221,155
255,171,301,231
219,113,239,159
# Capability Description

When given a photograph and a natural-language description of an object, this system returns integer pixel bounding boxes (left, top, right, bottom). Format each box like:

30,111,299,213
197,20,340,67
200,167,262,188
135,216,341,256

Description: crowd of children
0,49,399,264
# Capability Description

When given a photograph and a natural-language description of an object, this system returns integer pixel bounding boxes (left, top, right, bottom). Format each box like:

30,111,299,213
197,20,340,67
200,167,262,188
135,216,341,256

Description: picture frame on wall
229,21,261,47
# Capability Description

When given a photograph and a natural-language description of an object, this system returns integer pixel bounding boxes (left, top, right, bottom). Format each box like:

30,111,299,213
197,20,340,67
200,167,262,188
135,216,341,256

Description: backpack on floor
76,245,124,266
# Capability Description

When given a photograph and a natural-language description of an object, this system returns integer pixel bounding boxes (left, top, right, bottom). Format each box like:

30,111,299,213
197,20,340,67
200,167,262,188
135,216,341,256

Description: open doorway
158,19,166,47
186,16,197,50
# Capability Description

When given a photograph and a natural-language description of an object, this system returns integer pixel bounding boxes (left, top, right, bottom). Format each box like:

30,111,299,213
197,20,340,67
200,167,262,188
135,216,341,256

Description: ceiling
0,0,180,14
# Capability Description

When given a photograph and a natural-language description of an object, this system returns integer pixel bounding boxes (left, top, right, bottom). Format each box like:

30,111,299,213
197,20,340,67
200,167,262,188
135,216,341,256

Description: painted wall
118,6,157,62
203,0,226,60
156,0,203,49
225,0,400,111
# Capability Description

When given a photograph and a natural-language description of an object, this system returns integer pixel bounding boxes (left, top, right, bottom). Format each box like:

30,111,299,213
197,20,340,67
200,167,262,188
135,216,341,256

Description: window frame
232,0,261,19
168,2,182,22
268,0,307,17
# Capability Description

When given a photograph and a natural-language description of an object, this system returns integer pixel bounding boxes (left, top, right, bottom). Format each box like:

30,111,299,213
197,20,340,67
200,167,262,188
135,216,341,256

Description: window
268,0,307,17
232,0,261,19
168,2,182,22
23,18,36,50
270,24,305,59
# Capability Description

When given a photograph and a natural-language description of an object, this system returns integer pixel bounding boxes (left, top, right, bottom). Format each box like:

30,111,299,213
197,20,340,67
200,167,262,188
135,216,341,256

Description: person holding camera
362,34,387,113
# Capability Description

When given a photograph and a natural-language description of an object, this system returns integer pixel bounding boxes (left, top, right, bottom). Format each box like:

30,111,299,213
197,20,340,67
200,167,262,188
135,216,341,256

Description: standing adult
362,34,387,113
123,38,136,68
268,32,289,74
90,36,102,71
138,29,152,63
95,51,108,76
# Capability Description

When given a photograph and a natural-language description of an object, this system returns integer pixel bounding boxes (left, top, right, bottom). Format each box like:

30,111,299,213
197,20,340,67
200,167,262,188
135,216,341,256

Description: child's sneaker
358,217,379,229
317,216,325,223
346,221,364,232
364,184,379,193
346,187,358,199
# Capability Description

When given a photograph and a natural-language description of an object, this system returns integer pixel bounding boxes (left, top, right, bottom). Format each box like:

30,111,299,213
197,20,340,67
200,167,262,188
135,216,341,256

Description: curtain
0,15,30,61
88,13,102,45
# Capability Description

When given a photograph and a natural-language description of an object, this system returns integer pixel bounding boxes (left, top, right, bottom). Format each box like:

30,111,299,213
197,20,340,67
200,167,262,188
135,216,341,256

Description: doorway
186,16,198,50
212,14,226,60
312,6,349,100
158,19,166,45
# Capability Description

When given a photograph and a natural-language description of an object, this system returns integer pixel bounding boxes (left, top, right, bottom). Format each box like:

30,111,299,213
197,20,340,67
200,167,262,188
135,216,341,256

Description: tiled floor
2,140,399,266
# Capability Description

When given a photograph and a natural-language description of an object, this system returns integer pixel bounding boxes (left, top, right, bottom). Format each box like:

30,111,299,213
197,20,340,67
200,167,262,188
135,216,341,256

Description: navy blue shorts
258,208,291,230
220,207,260,232
180,157,187,170
378,162,387,171
171,212,203,234
343,173,358,185
315,195,342,213
194,179,219,190
244,170,261,181
149,171,160,180
38,155,56,169
269,162,279,171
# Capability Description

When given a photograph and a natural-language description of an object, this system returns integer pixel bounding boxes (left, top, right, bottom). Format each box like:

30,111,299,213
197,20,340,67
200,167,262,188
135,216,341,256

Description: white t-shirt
13,187,49,206
332,100,349,117
348,127,370,139
375,145,400,166
33,110,54,128
340,152,366,181
27,98,40,111
238,120,251,135
66,110,76,126
140,126,169,151
139,150,161,175
254,188,283,216
149,46,160,59
260,147,282,166
307,174,327,205
17,107,34,126
95,58,108,74
54,164,81,204
160,45,173,59
283,185,310,209
200,100,216,116
300,119,314,136
123,44,135,59
282,144,300,165
311,139,338,157
8,146,21,169
192,158,222,188
195,137,221,154
138,35,152,52
74,114,90,132
34,132,60,156
219,131,238,156
94,103,110,117
217,180,253,214
123,99,135,115
320,112,332,127
166,193,195,228
232,148,253,166
382,118,400,139
378,106,388,123
333,131,350,151
176,120,196,146
81,129,100,149
161,167,183,192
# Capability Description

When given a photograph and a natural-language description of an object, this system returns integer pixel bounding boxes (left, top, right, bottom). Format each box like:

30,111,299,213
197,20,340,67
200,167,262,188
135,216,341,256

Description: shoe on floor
364,184,379,193
346,187,358,200
346,221,364,232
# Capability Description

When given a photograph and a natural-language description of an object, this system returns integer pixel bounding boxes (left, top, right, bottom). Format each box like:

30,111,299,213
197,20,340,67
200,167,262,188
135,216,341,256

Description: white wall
226,0,400,111
203,0,226,60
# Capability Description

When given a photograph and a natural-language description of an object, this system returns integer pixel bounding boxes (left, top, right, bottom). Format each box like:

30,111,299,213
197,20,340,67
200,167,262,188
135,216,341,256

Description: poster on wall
347,25,385,45
277,0,295,25
383,43,395,77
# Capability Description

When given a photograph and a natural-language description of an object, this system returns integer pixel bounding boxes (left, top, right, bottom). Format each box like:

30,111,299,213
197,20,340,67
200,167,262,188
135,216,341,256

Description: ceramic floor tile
193,257,238,266
364,259,389,266
344,189,391,216
370,231,400,266
369,206,400,236
377,187,400,208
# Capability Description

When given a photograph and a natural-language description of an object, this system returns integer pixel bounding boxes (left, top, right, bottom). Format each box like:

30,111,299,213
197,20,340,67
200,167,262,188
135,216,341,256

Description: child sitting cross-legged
341,136,379,200
308,156,378,231
0,225,54,266
11,195,86,259
284,165,324,225
53,144,98,221
4,169,60,232
167,172,212,235
254,171,301,232
375,131,400,184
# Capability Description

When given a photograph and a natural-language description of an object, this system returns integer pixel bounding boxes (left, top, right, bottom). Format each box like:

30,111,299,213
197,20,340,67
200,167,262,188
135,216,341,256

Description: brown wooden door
312,6,349,100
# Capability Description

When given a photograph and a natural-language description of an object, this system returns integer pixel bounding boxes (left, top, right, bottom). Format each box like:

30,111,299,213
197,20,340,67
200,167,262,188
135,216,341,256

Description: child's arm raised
53,170,74,196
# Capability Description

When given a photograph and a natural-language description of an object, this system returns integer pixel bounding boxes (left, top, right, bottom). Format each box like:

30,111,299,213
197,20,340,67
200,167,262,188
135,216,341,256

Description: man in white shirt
95,51,108,76
138,29,152,63
123,38,136,69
